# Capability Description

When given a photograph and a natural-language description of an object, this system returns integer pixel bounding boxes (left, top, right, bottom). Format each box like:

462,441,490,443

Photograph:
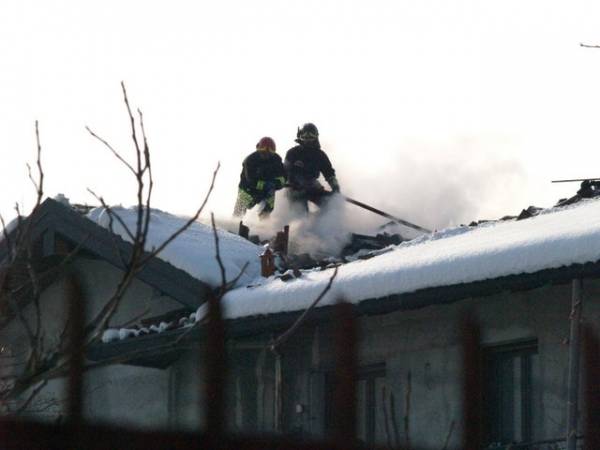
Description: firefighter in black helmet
284,123,340,211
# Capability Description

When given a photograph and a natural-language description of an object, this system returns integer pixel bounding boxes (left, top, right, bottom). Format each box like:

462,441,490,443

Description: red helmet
256,136,276,152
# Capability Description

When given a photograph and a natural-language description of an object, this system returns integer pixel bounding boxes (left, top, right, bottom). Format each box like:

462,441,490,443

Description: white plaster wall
84,364,170,429
4,255,598,443
0,256,184,426
278,278,600,448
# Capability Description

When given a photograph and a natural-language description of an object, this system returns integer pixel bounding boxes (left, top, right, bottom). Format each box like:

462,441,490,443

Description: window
483,339,538,447
325,364,387,445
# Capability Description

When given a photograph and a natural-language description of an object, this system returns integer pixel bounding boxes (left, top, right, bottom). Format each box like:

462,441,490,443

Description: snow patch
220,198,600,319
87,206,263,288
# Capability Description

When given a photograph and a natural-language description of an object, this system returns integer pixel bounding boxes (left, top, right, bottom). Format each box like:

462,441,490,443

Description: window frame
482,338,538,446
324,363,386,445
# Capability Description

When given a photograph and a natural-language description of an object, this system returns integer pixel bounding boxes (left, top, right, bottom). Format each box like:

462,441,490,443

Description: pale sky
2,0,600,229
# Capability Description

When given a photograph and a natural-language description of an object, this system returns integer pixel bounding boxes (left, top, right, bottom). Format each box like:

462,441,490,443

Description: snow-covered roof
218,198,600,320
87,206,263,288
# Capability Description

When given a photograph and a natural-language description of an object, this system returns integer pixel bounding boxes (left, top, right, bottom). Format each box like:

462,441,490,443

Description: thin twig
441,420,456,450
85,126,137,176
32,121,44,208
87,189,133,269
85,85,220,346
224,261,249,290
211,213,227,296
138,108,153,250
270,266,339,350
139,162,220,266
15,380,47,414
87,189,135,242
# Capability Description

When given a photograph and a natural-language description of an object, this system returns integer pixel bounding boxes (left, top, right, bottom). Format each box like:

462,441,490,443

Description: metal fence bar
66,275,85,424
567,279,583,450
204,293,226,446
584,325,600,450
3,296,596,450
0,419,410,450
461,315,482,450
330,301,357,446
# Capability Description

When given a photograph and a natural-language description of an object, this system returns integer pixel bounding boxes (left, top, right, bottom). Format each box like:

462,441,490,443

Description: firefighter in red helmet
233,137,286,218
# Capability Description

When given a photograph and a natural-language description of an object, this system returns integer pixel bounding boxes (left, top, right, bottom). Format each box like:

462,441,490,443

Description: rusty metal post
461,315,482,450
273,225,289,256
260,247,275,278
330,301,357,445
283,225,289,256
567,279,583,450
204,293,226,445
583,325,600,450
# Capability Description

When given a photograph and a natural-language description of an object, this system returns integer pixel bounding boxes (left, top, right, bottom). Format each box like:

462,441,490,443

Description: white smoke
332,135,529,232
213,135,529,258
237,190,352,258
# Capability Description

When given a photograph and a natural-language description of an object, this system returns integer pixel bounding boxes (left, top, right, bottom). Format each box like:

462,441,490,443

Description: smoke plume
215,135,529,257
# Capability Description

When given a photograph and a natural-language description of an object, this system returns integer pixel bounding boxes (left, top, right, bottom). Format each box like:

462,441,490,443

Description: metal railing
484,436,584,450
0,280,598,450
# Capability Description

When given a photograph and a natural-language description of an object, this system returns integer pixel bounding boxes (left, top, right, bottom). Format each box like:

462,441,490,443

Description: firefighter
284,123,340,212
233,137,286,219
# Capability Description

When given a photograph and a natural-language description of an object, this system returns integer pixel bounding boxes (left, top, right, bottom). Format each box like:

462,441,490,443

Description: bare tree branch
86,189,134,271
139,162,220,266
270,266,339,350
85,126,137,177
441,419,456,450
85,85,220,347
15,380,47,415
211,213,227,295
0,84,223,416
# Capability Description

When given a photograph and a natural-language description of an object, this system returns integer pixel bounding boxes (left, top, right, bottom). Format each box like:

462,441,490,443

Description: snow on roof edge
219,197,600,320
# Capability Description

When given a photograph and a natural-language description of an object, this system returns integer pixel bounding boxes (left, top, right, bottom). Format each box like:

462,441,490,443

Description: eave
87,258,600,368
0,198,213,309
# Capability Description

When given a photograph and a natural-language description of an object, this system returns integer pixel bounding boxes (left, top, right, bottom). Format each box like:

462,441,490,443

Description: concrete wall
0,256,183,426
212,277,598,448
4,256,599,445
169,344,274,434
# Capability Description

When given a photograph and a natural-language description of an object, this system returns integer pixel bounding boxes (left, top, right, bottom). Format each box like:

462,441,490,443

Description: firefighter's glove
327,176,340,193
257,180,276,197
258,177,286,193
274,176,286,190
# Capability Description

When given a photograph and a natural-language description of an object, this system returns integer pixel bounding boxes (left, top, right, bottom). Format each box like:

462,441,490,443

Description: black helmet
297,123,319,142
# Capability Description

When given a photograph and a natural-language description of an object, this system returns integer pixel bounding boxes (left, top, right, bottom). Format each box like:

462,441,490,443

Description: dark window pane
483,340,537,446
324,364,386,446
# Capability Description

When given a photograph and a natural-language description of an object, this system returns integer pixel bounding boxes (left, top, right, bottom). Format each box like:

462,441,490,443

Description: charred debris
244,179,600,279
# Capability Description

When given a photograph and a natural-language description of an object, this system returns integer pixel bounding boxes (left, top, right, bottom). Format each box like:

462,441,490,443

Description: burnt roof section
0,198,212,308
